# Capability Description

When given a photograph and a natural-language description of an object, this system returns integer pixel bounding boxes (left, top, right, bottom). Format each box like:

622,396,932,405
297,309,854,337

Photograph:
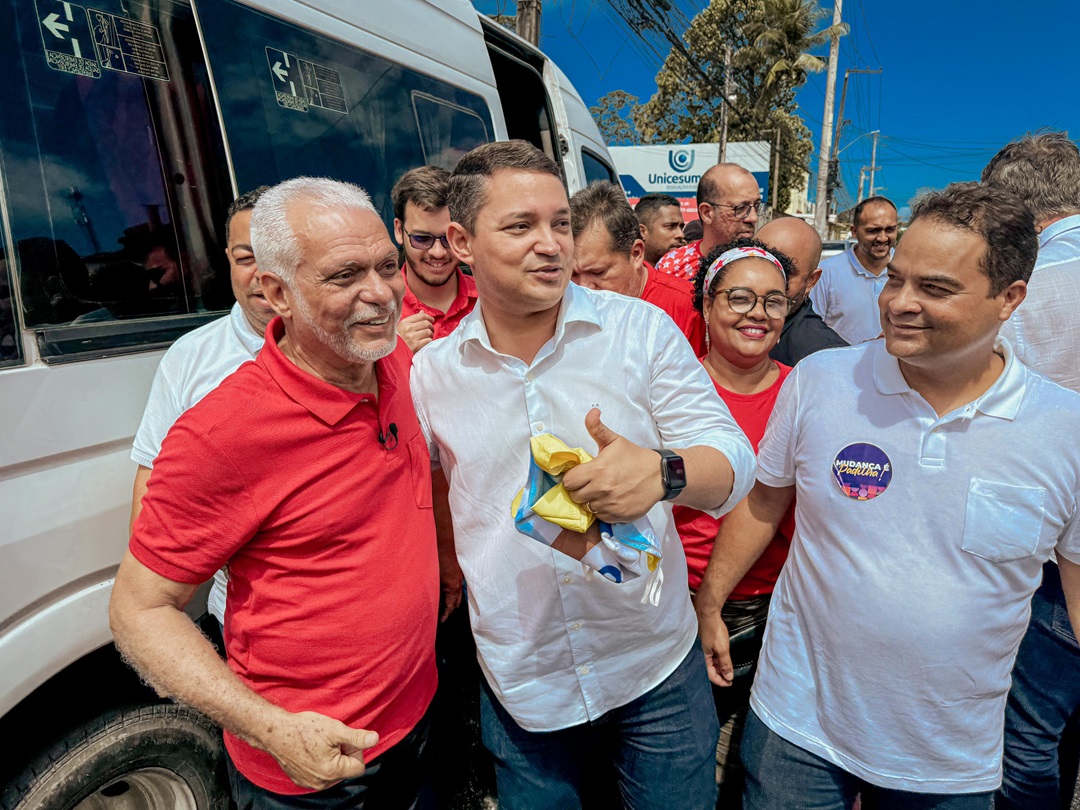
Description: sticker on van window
266,47,347,115
88,8,169,81
35,0,100,78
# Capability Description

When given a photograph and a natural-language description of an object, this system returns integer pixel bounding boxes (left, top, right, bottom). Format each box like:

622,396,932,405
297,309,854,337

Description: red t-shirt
674,362,796,596
400,265,478,344
655,240,704,281
130,318,439,794
641,262,706,357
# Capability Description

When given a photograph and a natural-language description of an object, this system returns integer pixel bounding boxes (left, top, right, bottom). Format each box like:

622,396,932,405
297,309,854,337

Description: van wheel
1,703,230,810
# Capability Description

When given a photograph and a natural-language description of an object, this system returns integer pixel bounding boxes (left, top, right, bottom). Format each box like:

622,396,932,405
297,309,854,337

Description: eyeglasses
403,226,450,250
711,287,790,319
703,200,763,220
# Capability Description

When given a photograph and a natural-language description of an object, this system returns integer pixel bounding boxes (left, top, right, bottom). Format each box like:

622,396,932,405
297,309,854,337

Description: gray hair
250,177,377,285
981,132,1080,222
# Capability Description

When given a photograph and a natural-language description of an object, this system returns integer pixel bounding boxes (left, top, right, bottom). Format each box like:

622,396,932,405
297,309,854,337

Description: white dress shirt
411,283,755,731
751,339,1080,792
1000,214,1080,393
811,246,892,344
132,303,263,622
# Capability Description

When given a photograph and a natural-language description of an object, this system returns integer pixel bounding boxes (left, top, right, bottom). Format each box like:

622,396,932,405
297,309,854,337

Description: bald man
656,164,761,280
758,217,847,366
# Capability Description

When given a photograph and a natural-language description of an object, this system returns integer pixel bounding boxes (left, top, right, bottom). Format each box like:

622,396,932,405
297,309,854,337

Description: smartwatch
656,449,687,501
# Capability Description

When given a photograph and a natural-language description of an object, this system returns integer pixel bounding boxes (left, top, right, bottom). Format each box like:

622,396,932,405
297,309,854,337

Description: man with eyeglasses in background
656,163,762,281
393,166,478,353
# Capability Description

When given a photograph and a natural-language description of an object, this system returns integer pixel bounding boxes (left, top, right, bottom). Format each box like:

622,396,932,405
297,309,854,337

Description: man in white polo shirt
811,195,898,344
697,182,1080,808
129,186,271,630
412,140,756,808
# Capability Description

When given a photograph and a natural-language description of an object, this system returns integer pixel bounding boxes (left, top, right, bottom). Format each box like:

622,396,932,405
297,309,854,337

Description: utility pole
516,0,541,47
868,130,880,197
718,44,733,163
831,69,882,167
857,167,867,202
813,0,843,238
771,128,781,214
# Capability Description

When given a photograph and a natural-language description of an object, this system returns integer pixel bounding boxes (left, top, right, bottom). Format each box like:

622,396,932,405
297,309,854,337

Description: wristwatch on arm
655,449,687,501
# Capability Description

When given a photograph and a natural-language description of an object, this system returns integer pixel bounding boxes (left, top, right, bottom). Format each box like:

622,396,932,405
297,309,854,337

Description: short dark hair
391,165,451,222
448,140,563,233
570,181,639,256
635,193,682,226
981,131,1080,222
910,182,1037,294
852,195,897,227
693,237,794,314
226,186,270,241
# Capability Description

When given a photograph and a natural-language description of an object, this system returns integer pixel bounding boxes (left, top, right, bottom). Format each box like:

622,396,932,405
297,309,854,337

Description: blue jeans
480,638,719,810
996,562,1080,810
741,709,993,810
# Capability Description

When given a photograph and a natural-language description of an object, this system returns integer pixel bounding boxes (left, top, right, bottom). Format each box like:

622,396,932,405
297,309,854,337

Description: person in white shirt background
811,195,898,344
128,186,271,635
982,131,1080,810
411,140,755,809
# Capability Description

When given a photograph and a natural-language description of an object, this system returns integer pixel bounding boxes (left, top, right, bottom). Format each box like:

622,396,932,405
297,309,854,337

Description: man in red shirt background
570,181,706,355
109,177,439,808
656,164,762,281
392,166,478,352
634,192,686,266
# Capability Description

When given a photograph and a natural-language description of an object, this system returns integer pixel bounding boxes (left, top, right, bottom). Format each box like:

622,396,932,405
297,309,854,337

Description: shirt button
562,575,572,584
579,665,590,675
534,422,545,432
571,621,582,631
526,373,535,382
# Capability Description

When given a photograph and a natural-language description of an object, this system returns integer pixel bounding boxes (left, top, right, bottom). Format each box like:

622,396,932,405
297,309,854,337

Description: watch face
667,456,687,487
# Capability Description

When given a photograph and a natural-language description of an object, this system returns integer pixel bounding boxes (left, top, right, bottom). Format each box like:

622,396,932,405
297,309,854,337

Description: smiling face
852,201,899,268
227,208,276,332
703,257,788,367
448,168,573,321
879,217,1025,375
265,203,404,368
394,201,455,289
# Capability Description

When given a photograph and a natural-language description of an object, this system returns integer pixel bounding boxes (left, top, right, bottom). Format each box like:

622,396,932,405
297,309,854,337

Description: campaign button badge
832,443,892,501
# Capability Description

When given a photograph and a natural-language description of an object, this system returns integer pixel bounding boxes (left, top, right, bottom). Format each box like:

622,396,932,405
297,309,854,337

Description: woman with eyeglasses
674,237,799,808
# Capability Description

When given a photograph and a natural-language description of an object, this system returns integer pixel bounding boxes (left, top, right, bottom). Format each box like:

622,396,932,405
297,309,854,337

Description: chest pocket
407,434,434,509
962,478,1046,563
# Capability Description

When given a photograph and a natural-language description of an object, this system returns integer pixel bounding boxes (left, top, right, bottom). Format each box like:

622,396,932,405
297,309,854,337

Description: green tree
590,90,644,146
634,0,845,212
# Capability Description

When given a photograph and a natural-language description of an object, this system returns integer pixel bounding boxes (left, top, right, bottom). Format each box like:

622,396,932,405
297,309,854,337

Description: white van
0,1,615,806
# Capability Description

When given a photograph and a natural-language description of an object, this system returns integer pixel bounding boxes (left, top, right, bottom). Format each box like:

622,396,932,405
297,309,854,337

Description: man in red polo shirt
392,165,478,352
570,181,705,355
109,177,439,808
656,163,762,281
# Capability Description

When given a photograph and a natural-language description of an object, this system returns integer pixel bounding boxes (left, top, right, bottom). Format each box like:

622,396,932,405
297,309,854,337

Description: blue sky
472,1,1080,214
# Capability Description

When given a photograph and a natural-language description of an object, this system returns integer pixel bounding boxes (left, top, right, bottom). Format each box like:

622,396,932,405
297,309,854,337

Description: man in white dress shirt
811,195,898,344
697,182,1080,809
411,140,756,808
982,131,1080,810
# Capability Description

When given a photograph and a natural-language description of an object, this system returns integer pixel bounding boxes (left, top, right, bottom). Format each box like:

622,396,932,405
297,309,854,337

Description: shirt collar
457,281,601,357
1038,213,1080,248
231,302,267,356
401,265,478,316
259,317,393,426
872,335,1026,420
846,245,892,279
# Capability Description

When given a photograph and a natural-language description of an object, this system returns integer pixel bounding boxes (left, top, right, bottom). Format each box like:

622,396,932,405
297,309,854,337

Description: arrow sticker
42,12,70,38
271,61,287,82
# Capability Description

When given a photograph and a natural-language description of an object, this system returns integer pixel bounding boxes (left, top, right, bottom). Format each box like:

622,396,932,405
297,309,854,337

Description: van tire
1,703,230,810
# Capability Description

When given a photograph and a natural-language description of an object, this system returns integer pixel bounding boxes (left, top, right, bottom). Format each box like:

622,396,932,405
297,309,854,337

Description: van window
0,0,234,359
197,0,495,225
0,248,19,367
582,148,618,186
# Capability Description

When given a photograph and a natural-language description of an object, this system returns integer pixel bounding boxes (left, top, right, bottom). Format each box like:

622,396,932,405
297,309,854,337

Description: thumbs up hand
561,408,667,523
